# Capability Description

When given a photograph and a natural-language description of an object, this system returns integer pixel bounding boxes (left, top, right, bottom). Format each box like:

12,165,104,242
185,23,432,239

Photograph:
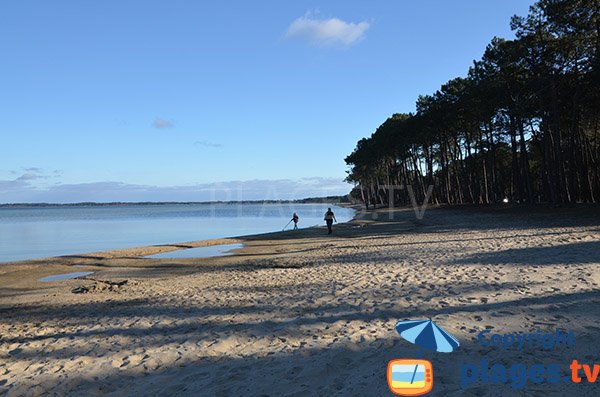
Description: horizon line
0,195,351,207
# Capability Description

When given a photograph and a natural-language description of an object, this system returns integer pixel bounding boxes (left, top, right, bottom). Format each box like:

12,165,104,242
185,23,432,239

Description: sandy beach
1,206,600,396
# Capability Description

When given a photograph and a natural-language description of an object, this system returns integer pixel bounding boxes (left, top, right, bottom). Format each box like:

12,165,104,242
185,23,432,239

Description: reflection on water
0,203,354,262
145,243,244,259
39,271,94,282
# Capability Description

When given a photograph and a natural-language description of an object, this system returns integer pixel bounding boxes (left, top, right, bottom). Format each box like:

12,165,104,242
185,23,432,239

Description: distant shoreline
0,196,351,208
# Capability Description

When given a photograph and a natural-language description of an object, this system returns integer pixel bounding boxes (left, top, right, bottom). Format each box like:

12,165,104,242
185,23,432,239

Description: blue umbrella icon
395,319,460,353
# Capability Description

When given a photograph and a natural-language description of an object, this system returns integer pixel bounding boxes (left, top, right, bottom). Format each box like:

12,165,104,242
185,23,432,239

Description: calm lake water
0,203,354,262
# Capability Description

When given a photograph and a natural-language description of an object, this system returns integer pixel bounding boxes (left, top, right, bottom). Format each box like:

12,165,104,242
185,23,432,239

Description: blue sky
0,1,533,203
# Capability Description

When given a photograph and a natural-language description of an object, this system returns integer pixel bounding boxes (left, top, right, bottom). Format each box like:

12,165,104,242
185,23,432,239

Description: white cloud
285,14,370,47
153,117,175,129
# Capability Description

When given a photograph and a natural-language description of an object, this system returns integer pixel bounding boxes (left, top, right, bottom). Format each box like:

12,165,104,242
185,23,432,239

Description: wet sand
1,206,600,396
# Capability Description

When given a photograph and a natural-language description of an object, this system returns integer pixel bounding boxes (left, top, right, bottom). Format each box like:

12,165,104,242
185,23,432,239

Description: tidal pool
144,243,244,259
39,271,94,282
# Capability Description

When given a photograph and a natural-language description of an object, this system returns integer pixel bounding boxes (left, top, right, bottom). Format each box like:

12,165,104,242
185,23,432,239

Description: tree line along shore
345,0,600,207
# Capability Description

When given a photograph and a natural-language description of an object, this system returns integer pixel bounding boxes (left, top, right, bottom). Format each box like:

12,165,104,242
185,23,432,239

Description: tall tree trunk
518,118,534,203
509,114,523,202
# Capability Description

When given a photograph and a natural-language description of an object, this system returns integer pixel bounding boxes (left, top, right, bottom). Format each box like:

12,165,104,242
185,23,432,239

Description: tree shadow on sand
453,240,600,266
3,285,600,396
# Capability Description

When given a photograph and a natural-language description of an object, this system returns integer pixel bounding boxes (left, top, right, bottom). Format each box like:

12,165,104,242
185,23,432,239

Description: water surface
39,271,94,282
145,243,244,259
0,203,354,262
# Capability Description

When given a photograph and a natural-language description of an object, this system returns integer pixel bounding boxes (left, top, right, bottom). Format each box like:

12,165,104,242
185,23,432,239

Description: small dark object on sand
82,277,128,287
71,286,89,294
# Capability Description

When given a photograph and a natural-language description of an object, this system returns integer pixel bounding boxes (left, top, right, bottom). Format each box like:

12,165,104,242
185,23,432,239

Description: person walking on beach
291,212,299,230
324,207,336,234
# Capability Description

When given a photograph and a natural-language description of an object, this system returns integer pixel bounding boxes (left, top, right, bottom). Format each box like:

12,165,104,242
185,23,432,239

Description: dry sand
1,206,600,396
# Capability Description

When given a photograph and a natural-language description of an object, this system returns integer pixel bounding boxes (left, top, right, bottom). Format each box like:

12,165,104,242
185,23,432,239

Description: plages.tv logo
387,319,460,395
387,359,433,396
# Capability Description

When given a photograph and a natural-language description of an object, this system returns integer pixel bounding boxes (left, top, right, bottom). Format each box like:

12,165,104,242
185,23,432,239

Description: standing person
324,207,337,234
292,212,299,230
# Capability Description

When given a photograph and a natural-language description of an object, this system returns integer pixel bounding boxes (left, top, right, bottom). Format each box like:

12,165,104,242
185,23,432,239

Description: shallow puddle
39,271,94,282
144,243,244,259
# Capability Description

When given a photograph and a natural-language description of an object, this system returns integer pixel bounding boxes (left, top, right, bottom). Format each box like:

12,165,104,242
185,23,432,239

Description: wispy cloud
153,117,175,129
16,172,42,181
285,13,370,47
10,167,43,175
194,140,223,148
1,168,56,198
12,167,50,181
